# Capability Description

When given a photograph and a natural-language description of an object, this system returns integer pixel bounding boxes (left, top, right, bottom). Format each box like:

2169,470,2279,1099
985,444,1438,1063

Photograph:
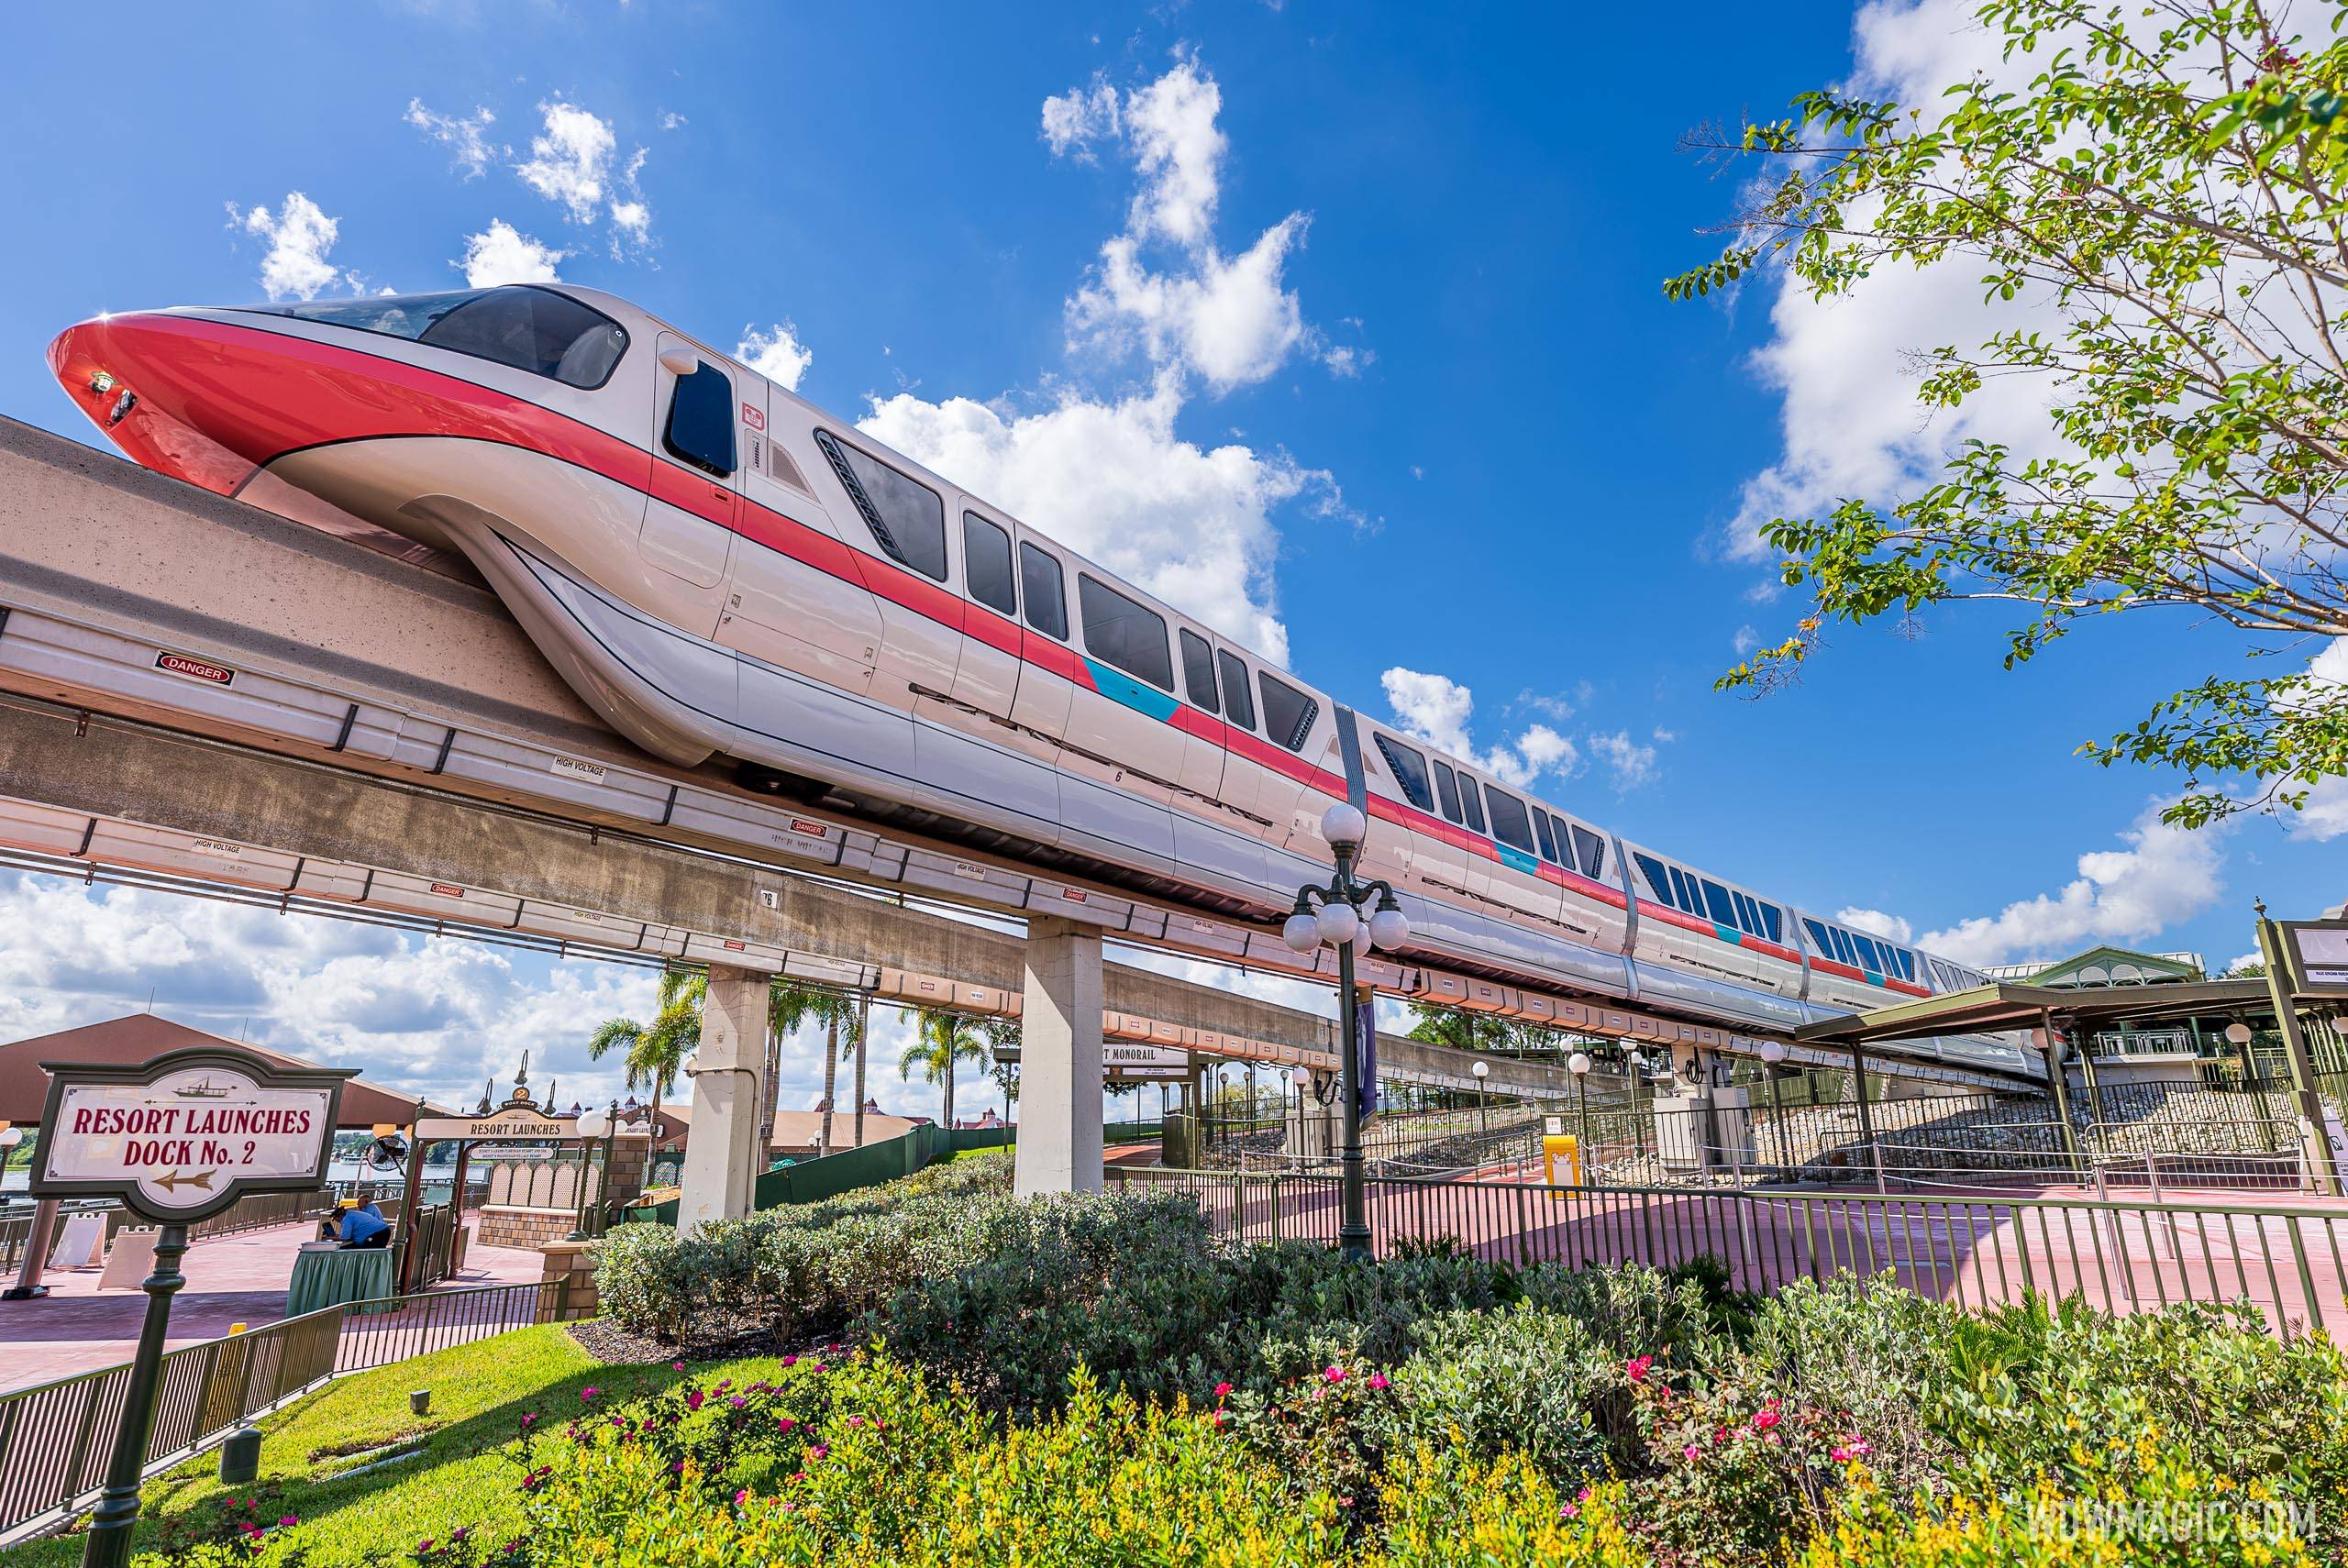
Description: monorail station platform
0,1221,547,1395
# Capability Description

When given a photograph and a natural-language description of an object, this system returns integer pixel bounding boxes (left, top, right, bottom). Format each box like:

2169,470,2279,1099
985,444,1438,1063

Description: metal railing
0,1276,571,1543
1110,1167,2348,1344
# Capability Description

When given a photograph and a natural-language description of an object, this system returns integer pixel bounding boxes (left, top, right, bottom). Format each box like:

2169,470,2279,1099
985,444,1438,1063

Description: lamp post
570,1103,613,1242
1471,1060,1490,1141
1757,1041,1789,1181
1567,1052,1592,1176
1280,802,1411,1263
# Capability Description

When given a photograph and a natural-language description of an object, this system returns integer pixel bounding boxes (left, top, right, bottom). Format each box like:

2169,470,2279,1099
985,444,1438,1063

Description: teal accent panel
1714,924,1743,945
1496,845,1539,877
1081,657,1181,721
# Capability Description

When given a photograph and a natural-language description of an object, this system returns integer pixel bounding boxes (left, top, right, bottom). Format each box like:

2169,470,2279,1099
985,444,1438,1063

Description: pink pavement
0,1221,549,1394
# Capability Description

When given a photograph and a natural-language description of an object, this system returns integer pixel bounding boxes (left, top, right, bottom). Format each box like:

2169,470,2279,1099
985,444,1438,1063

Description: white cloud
1046,55,1325,393
1120,55,1225,247
864,372,1324,664
1069,219,1308,393
1733,624,1762,657
227,193,343,302
1717,0,2070,566
458,220,565,287
0,873,657,1113
1587,730,1661,792
2283,638,2348,841
404,99,499,179
738,322,814,392
1836,907,1914,944
1040,77,1120,158
1380,668,1579,788
517,100,616,224
1917,801,2228,966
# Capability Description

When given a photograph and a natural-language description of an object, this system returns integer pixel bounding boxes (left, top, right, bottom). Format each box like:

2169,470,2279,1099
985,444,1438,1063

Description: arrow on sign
155,1169,217,1194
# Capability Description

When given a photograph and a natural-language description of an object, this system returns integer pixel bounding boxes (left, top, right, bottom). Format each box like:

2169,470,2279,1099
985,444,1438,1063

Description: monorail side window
1759,903,1784,944
1375,735,1434,812
962,513,1017,617
664,363,737,478
1533,807,1558,863
245,286,628,389
1570,824,1607,882
1485,789,1536,854
1216,650,1257,732
1851,933,1885,974
1636,854,1674,905
1803,918,1835,958
1456,776,1488,835
1079,575,1174,690
1700,879,1737,928
1433,761,1465,823
1178,629,1219,714
1257,673,1318,753
1019,543,1069,640
814,432,947,580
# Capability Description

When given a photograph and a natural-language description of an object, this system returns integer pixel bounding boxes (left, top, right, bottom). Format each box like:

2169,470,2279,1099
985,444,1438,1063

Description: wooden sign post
31,1046,350,1568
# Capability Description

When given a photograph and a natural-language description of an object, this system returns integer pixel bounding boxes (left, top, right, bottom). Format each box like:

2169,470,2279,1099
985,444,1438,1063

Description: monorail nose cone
48,313,263,497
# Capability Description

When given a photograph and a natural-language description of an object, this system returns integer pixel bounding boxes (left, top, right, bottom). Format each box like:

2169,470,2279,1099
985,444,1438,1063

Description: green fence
627,1124,1012,1225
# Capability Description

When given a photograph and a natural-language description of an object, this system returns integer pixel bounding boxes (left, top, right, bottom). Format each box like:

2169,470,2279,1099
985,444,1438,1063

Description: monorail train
46,283,2006,1063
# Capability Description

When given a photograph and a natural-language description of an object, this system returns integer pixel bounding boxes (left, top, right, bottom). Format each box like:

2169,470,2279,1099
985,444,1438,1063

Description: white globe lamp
1758,1041,1789,1067
1282,911,1324,953
1368,906,1410,950
2225,1021,2254,1046
576,1105,613,1141
1321,801,1367,850
1567,1052,1592,1077
1314,899,1360,948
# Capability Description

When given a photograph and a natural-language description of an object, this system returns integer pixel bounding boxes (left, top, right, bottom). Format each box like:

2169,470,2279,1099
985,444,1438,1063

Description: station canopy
1794,977,2280,1050
0,1014,445,1128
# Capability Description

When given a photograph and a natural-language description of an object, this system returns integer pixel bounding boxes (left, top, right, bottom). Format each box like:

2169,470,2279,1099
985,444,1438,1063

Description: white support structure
1013,916,1104,1197
674,965,769,1232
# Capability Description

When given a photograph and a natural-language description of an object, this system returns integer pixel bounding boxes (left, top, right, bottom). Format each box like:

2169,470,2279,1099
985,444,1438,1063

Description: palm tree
590,971,860,1162
897,1009,994,1131
585,976,700,1154
769,981,862,1157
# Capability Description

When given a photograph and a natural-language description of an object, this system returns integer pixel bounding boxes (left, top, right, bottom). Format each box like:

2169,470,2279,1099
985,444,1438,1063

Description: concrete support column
1013,917,1104,1197
675,965,768,1233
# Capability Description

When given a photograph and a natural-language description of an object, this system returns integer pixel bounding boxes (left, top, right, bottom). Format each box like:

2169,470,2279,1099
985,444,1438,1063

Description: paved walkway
0,1220,547,1393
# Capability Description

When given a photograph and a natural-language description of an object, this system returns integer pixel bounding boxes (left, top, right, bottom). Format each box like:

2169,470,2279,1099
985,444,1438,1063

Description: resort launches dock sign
32,1046,353,1222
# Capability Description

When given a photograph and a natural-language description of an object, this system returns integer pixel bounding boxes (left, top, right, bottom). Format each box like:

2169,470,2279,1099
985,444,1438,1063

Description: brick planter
479,1204,581,1251
538,1238,599,1321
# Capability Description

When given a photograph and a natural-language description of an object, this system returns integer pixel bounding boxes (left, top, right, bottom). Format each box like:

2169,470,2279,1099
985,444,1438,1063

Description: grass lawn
15,1328,759,1567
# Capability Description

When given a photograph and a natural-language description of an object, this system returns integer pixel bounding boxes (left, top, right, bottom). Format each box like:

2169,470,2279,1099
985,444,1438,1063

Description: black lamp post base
1,1284,49,1301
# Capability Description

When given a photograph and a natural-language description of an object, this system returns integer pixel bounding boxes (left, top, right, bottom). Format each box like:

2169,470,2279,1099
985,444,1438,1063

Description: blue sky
0,0,2336,1114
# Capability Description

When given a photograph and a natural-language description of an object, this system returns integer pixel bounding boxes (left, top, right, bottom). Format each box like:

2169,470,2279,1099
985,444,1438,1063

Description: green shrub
1378,1304,1622,1487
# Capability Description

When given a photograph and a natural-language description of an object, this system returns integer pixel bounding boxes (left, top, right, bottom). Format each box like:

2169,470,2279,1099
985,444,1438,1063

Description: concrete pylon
1013,916,1104,1196
675,965,769,1233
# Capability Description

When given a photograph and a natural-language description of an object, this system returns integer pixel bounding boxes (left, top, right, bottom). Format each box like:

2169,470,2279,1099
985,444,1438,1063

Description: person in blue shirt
338,1203,391,1249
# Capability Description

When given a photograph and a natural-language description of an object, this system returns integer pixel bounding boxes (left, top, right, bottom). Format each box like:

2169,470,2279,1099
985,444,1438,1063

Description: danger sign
33,1047,351,1222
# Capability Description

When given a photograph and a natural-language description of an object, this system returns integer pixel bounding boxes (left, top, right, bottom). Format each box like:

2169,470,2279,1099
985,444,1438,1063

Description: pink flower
734,1489,748,1505
1832,1439,1873,1463
1624,1355,1653,1384
685,1391,704,1411
846,1415,865,1427
1751,1404,1781,1432
780,1355,798,1367
1560,1503,1579,1518
1213,1381,1233,1400
826,1342,843,1353
728,1397,747,1409
579,1386,600,1401
671,1361,685,1372
806,1443,829,1460
812,1362,827,1374
1682,1444,1700,1462
778,1417,797,1432
1577,1489,1590,1503
1323,1366,1346,1384
279,1517,298,1528
1367,1373,1390,1392
519,1412,537,1427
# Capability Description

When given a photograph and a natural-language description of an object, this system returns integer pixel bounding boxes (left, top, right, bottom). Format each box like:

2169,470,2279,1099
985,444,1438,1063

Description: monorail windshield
239,286,629,390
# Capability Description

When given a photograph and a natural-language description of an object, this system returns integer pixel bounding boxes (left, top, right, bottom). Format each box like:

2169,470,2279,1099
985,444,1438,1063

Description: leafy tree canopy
1671,0,2348,828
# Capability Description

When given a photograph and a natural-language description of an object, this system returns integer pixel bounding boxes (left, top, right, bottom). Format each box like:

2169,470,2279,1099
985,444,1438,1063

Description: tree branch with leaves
1671,0,2348,828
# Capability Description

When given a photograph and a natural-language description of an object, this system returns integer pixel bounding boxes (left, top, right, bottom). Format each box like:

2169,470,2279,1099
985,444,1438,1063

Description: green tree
1404,1002,1557,1058
897,1008,994,1130
589,971,862,1157
1671,0,2348,828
